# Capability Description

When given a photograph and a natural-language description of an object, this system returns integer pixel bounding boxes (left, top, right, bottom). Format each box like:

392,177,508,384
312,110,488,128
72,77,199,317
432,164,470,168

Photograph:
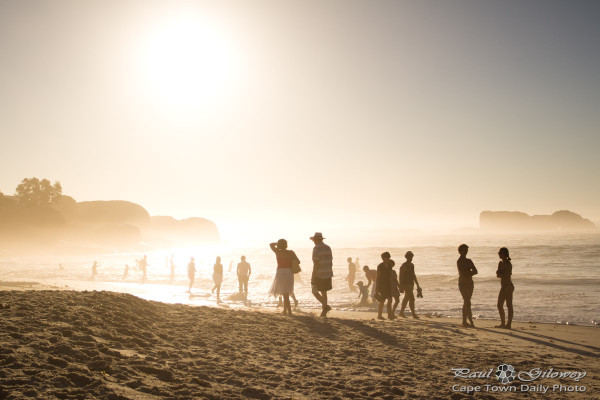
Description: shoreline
3,278,599,329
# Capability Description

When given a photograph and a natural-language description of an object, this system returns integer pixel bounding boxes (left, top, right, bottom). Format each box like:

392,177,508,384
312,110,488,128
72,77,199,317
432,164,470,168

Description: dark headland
480,210,596,233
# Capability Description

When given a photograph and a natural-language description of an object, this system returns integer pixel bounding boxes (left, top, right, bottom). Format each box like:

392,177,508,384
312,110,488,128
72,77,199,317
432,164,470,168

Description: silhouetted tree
15,178,62,207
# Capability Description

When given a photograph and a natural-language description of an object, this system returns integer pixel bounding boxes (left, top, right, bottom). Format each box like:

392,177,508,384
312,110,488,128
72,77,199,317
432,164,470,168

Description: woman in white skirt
269,239,300,315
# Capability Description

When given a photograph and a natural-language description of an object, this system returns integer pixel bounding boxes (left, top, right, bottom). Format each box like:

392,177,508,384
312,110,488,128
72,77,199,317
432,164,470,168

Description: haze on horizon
1,0,599,244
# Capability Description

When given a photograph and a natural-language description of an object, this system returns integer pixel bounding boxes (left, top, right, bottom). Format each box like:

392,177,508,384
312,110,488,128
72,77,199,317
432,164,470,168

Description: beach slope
0,291,598,399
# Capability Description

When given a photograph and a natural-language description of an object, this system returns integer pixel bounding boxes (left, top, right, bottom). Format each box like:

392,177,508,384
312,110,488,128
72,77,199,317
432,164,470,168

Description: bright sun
140,16,236,110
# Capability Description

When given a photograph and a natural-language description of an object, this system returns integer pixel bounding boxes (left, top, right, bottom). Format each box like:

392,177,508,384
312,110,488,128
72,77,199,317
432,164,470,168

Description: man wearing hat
310,232,333,317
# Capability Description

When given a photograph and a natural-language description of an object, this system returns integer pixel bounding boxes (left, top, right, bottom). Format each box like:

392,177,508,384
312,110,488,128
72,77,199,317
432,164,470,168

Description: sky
1,0,599,243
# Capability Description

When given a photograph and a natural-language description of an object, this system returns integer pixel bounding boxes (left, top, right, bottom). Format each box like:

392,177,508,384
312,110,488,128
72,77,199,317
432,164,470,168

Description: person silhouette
310,232,333,317
346,257,357,292
237,256,252,300
169,255,176,284
356,281,369,306
212,256,223,302
495,247,514,329
390,260,400,316
140,255,148,283
457,244,478,328
269,239,300,315
399,251,420,319
187,257,196,293
91,261,99,279
376,252,393,320
363,265,377,302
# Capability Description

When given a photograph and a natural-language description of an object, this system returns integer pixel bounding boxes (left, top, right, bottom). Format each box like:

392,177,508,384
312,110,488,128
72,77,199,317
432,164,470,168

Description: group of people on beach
185,255,252,303
89,232,514,328
268,232,514,329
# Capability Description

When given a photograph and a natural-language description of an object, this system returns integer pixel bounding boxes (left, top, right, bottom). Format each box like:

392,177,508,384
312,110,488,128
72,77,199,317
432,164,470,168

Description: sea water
1,233,598,326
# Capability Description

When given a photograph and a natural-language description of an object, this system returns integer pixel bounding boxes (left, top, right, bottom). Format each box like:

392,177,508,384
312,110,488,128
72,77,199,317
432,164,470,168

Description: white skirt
269,268,294,297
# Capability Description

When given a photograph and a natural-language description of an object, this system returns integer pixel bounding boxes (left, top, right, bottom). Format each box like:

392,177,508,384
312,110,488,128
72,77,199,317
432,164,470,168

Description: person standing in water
356,281,369,306
140,255,148,283
187,257,196,293
122,264,129,280
310,232,334,317
346,257,357,292
495,247,514,329
237,256,252,300
457,244,478,328
169,255,176,284
363,265,378,302
212,256,223,302
269,239,300,315
91,261,99,279
376,252,394,320
399,251,421,319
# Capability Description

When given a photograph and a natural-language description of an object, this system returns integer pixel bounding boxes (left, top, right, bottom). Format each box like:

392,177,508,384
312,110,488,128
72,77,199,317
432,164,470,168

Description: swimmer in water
495,247,514,329
457,244,478,328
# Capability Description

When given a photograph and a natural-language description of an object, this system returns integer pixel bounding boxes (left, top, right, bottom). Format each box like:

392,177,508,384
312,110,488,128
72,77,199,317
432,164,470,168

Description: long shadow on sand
335,319,406,348
476,327,600,359
292,314,339,339
402,318,474,337
513,329,600,353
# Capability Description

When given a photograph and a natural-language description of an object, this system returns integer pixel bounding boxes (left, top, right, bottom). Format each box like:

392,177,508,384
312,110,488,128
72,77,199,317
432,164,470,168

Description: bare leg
505,288,513,329
378,301,386,319
400,296,409,317
283,294,291,314
409,298,419,319
291,293,298,307
392,297,399,314
216,285,221,302
386,299,394,319
312,286,325,305
496,288,506,328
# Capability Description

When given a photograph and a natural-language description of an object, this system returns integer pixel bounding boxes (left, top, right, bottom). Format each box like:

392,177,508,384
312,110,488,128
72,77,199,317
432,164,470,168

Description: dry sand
0,289,598,399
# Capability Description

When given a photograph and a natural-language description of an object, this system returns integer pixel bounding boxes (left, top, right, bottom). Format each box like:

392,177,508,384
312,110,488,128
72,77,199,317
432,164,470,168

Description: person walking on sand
346,257,357,292
376,252,394,320
187,257,196,293
457,244,478,328
363,265,378,302
495,247,514,329
310,232,333,317
269,239,300,315
212,256,223,302
237,256,252,300
399,251,421,319
169,255,176,284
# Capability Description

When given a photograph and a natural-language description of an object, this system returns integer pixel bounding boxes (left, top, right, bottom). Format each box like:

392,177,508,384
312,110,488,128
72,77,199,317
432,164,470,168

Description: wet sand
0,290,598,399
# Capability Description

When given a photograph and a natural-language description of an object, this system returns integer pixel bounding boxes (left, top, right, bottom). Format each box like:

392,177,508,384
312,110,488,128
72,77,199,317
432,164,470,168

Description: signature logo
495,364,516,384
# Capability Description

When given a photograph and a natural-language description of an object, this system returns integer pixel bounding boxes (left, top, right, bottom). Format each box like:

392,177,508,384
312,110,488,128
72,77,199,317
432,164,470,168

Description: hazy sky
1,0,599,242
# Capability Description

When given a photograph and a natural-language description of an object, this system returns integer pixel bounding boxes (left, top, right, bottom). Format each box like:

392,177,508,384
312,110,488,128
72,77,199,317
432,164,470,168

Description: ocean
1,233,598,326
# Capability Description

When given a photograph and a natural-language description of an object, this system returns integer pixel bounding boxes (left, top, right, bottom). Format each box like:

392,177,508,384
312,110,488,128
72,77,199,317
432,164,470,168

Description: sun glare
139,15,237,110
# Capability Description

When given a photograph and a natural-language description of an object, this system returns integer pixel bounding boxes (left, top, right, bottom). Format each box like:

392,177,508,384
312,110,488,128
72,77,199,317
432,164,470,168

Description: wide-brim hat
310,232,325,240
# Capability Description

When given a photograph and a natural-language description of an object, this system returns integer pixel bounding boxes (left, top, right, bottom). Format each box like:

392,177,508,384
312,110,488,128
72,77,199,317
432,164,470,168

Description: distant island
480,210,596,232
0,178,219,253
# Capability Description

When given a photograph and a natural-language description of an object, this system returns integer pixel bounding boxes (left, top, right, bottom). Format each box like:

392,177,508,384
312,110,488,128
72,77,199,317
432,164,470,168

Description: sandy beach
0,289,598,400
